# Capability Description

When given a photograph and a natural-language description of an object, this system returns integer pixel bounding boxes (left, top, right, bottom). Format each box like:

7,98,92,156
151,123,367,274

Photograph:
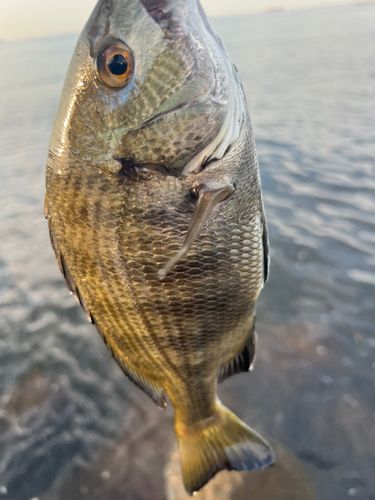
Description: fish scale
48,120,263,411
46,0,273,494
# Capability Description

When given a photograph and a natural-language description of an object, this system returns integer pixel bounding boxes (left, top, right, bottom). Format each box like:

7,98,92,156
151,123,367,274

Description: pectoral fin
159,183,234,279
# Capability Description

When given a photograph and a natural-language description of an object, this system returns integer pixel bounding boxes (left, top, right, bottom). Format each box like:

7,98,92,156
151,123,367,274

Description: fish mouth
91,0,245,176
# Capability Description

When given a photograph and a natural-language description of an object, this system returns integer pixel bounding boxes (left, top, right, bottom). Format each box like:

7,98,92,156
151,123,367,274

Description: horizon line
1,1,372,43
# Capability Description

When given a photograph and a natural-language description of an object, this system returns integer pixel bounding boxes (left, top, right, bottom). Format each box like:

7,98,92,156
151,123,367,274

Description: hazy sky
1,0,351,40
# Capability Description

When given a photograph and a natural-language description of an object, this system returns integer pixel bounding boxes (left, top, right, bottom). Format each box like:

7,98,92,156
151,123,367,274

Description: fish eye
97,41,134,89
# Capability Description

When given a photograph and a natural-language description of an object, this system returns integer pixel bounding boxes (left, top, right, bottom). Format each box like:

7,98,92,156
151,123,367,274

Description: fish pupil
108,54,128,76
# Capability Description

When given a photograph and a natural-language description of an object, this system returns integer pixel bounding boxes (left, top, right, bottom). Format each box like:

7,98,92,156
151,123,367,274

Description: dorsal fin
59,252,95,324
116,358,167,409
47,214,167,409
58,248,168,408
93,318,167,408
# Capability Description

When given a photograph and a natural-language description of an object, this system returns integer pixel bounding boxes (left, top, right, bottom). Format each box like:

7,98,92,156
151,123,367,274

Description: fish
45,0,274,494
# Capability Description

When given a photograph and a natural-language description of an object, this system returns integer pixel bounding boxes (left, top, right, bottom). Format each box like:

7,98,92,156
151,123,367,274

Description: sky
0,0,353,40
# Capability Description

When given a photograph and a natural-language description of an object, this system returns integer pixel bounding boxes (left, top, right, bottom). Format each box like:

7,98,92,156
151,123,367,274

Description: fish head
48,0,243,176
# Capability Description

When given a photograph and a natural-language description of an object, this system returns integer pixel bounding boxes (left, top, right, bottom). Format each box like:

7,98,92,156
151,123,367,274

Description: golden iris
97,41,134,88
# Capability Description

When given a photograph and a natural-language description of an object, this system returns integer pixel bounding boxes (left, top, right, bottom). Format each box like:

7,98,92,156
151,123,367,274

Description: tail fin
175,402,275,495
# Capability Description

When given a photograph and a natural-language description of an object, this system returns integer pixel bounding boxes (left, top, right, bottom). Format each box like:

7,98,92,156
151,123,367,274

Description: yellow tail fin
175,402,275,495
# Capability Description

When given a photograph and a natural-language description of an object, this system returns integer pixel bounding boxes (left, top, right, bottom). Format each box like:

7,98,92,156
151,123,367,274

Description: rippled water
0,5,374,500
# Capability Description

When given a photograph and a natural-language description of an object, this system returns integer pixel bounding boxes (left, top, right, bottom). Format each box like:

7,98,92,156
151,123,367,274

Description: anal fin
218,322,257,382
